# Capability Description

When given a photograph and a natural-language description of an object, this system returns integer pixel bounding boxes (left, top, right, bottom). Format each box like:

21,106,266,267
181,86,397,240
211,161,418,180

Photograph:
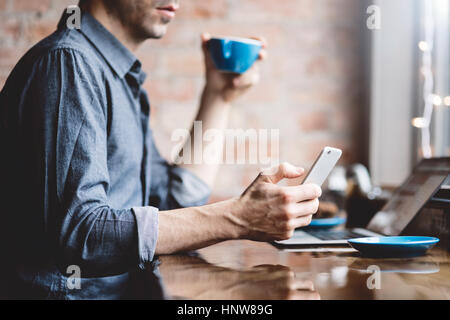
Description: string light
412,117,428,128
414,0,435,159
444,96,450,106
414,1,449,157
430,94,442,106
418,41,430,52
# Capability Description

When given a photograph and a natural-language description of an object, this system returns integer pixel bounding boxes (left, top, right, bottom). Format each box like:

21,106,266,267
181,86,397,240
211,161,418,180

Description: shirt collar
58,10,139,79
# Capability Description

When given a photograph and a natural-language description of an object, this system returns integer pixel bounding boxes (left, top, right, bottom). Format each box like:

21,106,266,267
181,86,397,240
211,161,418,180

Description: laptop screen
367,158,449,236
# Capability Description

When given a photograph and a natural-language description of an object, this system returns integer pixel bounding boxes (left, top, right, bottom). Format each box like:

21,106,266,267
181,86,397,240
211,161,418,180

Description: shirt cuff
170,166,211,207
132,206,159,269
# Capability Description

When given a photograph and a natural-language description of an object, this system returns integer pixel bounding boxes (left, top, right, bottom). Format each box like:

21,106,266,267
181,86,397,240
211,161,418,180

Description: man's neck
80,1,142,52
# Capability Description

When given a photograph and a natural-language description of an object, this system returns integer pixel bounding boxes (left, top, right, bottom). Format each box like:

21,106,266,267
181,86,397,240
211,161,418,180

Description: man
0,0,321,295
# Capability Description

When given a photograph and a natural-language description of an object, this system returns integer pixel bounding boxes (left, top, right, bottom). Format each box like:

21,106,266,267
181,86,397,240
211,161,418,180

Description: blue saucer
348,236,440,258
306,217,346,229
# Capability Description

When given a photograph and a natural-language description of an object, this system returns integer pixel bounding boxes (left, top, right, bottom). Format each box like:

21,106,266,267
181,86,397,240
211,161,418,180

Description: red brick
287,138,353,165
331,105,360,133
230,0,315,21
315,0,362,21
0,74,8,90
299,110,330,132
25,19,57,42
0,17,21,42
51,0,80,14
13,0,51,13
292,86,345,107
144,77,199,104
0,47,24,68
162,51,204,77
306,55,355,80
136,46,163,73
0,0,8,11
238,80,281,104
156,20,200,47
177,0,228,19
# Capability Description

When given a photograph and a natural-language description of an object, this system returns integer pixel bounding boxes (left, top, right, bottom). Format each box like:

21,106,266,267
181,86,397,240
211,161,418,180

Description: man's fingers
201,32,211,51
258,49,268,60
232,51,266,87
201,32,211,43
280,184,322,203
289,214,314,229
249,37,267,60
261,163,304,184
232,65,260,88
285,199,320,219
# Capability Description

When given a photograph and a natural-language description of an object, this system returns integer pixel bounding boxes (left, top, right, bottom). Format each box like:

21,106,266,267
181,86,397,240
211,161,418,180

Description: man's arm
155,199,237,254
178,33,267,187
21,51,319,267
156,163,321,255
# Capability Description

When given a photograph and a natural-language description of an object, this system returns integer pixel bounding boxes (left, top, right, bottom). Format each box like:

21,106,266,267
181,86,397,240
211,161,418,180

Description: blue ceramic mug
207,37,262,74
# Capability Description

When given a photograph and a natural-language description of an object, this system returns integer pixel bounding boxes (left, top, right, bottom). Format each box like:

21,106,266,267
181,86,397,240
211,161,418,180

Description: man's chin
143,25,168,39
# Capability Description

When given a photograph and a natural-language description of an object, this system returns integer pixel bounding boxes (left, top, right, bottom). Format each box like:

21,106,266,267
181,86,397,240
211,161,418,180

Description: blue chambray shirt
0,10,210,278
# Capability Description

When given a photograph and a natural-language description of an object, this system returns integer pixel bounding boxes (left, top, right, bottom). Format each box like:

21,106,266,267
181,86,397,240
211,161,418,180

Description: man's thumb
261,163,304,184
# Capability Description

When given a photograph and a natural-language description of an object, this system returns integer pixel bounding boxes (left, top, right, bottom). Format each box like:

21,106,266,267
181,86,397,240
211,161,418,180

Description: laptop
276,158,449,246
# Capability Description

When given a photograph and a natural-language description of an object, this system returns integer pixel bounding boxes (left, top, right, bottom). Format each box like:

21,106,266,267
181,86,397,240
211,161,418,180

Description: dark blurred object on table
316,164,391,223
344,164,391,228
344,182,389,228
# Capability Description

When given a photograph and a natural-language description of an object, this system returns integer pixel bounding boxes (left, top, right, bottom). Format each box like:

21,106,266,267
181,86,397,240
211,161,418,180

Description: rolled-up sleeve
132,207,159,268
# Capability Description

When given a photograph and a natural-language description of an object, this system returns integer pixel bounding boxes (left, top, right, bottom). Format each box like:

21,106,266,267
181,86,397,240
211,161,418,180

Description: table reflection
158,253,320,300
2,241,448,300
3,261,168,300
349,257,440,274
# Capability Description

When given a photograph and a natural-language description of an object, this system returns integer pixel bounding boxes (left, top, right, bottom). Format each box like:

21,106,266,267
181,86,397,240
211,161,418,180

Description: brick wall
0,0,366,200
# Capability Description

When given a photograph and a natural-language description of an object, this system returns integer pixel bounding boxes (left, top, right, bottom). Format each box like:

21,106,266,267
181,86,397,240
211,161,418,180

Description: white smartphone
301,147,342,186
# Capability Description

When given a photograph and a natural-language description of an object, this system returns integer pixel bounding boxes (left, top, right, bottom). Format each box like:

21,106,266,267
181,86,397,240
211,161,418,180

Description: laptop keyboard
306,230,365,241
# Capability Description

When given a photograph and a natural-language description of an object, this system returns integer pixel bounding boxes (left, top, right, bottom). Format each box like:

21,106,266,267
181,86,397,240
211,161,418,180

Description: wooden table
158,240,450,300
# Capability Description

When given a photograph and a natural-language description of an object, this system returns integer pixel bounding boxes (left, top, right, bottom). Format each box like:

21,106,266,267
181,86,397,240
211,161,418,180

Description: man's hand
229,163,322,241
201,32,267,103
156,163,320,255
